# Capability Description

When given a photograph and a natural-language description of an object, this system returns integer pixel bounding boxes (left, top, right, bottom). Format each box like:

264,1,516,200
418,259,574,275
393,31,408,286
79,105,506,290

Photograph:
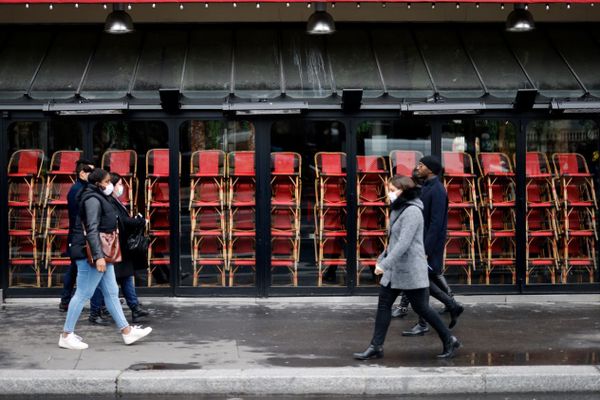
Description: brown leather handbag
85,229,123,265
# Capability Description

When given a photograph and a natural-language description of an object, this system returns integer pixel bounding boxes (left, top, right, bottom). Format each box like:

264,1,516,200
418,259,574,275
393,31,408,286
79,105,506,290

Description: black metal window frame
2,110,600,299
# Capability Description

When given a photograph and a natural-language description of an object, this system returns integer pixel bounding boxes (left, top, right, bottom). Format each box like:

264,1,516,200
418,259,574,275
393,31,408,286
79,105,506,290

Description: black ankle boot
132,305,149,322
449,303,464,329
353,345,384,360
437,336,461,359
402,323,430,337
88,311,110,326
391,305,408,318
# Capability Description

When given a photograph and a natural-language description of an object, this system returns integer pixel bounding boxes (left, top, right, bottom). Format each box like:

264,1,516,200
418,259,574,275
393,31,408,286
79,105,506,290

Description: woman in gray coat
353,175,461,360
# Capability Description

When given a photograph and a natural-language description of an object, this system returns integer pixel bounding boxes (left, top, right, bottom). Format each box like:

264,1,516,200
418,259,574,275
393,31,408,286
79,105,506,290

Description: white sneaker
122,325,152,345
58,333,89,350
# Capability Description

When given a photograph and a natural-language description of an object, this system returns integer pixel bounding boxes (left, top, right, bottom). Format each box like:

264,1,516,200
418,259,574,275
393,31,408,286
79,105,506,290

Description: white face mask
115,184,124,197
102,182,114,197
388,191,398,203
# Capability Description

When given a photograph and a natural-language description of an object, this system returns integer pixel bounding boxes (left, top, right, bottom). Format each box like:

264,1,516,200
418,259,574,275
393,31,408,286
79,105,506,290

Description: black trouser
371,283,452,347
416,272,456,327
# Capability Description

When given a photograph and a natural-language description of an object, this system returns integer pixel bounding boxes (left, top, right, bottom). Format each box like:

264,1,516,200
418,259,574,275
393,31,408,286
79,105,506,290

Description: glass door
270,120,348,289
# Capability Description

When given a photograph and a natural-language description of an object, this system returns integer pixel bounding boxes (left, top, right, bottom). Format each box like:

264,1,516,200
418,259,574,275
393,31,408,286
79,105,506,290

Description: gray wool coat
377,198,430,290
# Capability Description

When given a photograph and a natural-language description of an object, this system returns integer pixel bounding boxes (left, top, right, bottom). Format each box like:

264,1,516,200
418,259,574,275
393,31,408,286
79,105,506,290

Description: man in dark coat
59,159,109,325
398,155,464,335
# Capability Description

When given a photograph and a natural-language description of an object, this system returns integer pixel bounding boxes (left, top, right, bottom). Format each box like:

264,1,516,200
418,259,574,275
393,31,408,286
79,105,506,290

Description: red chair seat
489,259,515,265
195,259,225,265
359,230,386,237
232,231,256,237
8,201,31,207
445,172,476,178
529,259,554,266
49,259,71,266
566,201,594,207
490,231,515,238
445,259,472,265
193,229,223,236
568,259,593,265
448,231,472,238
150,230,170,237
9,259,35,265
448,202,474,208
528,231,553,237
568,230,594,237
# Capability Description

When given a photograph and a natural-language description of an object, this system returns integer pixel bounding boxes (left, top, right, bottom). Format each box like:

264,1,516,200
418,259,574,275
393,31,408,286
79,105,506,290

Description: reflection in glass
442,120,517,285
356,120,431,286
93,121,170,287
7,121,83,288
271,121,347,287
526,120,599,284
180,121,256,287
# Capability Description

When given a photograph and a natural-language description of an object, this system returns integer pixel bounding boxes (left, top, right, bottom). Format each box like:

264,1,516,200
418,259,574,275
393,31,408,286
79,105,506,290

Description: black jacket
66,179,87,256
420,176,448,274
69,185,119,263
107,195,145,278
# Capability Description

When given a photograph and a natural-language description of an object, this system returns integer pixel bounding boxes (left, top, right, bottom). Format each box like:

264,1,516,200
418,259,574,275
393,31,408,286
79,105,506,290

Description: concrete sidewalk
0,295,599,396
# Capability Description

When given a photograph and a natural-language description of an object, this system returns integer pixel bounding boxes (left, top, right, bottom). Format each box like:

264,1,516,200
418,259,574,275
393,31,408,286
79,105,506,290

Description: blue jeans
116,276,139,310
61,260,104,313
63,259,129,333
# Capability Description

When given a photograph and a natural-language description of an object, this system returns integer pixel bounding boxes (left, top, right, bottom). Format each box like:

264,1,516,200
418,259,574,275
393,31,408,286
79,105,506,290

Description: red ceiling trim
0,0,597,3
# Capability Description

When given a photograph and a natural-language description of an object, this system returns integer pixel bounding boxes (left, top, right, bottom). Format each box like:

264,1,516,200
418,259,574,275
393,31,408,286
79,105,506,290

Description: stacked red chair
145,149,178,287
189,150,227,286
356,155,388,286
270,152,301,286
477,152,516,284
553,153,597,283
8,149,44,287
228,151,256,286
314,152,347,286
42,150,82,287
102,150,138,215
443,152,477,284
389,150,423,177
521,152,559,284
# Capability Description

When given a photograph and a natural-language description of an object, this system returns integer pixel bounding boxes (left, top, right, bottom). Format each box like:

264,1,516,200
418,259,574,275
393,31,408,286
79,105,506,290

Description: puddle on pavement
128,362,202,371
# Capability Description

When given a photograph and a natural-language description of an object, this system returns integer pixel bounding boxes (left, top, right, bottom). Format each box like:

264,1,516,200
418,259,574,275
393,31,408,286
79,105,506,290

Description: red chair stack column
43,150,82,287
102,150,138,215
271,152,301,286
553,153,597,283
477,152,516,284
356,155,388,286
145,149,177,287
315,152,347,286
442,151,477,285
8,149,44,287
189,150,227,287
521,152,559,284
228,151,256,286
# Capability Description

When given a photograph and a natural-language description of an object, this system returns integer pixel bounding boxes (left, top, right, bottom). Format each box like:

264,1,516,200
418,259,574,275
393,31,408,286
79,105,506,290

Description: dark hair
87,168,110,185
75,159,94,175
389,175,416,191
110,172,122,185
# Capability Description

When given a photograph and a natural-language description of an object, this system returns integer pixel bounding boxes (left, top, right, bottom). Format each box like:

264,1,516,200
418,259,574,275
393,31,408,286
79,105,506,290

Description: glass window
182,29,232,99
371,28,434,99
460,27,532,99
29,30,97,99
93,121,170,287
234,29,281,99
80,31,142,99
0,30,52,99
132,31,187,98
271,120,347,287
180,120,256,287
526,120,599,285
280,29,332,98
505,30,584,98
7,121,83,288
355,120,431,286
327,29,384,97
442,120,517,285
414,28,485,98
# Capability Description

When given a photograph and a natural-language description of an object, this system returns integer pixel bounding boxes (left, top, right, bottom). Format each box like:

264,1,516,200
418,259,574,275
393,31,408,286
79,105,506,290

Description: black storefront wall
2,22,600,297
2,111,600,298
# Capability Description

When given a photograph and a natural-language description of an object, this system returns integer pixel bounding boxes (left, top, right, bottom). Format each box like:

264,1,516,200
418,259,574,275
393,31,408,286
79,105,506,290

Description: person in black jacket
107,173,150,322
398,155,464,336
59,159,108,326
59,168,152,350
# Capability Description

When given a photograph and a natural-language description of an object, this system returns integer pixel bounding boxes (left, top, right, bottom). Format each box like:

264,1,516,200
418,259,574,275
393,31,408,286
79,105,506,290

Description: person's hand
374,263,384,276
96,258,107,272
